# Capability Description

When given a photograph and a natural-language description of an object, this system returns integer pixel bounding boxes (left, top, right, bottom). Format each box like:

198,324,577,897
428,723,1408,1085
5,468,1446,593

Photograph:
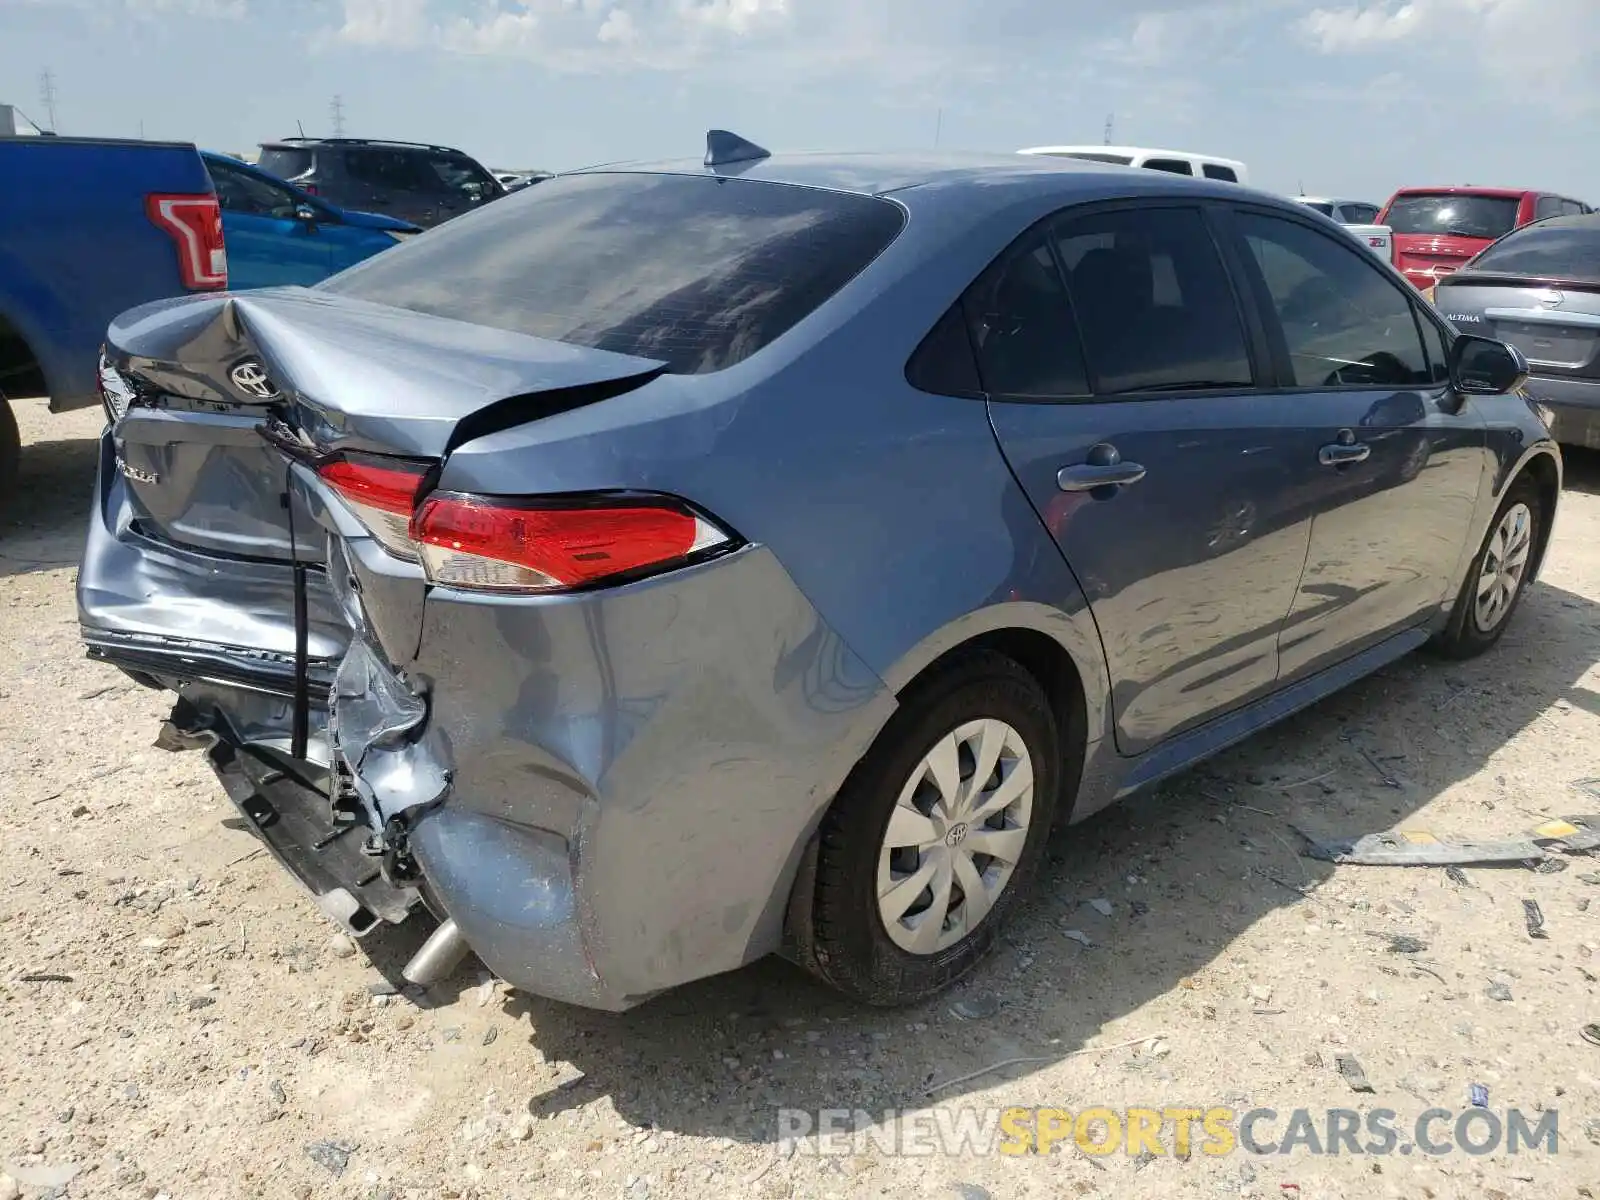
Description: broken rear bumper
81,431,898,1011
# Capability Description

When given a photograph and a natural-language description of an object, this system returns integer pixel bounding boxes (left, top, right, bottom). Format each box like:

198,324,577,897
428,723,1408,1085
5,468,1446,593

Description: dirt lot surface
4,397,1600,1199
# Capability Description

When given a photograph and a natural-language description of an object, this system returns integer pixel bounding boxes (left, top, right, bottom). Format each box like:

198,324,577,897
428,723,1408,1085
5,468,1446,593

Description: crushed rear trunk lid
97,288,667,666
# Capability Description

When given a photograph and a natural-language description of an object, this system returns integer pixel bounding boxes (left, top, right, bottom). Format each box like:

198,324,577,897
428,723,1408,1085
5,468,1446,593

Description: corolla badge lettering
115,455,159,485
230,360,279,399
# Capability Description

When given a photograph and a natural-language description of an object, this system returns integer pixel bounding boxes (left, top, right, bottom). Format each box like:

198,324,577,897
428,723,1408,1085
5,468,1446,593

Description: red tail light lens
411,494,733,593
316,455,430,559
146,193,228,290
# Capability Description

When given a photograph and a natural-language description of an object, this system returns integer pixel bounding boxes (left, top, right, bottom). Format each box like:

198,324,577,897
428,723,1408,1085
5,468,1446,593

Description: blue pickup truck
0,135,226,508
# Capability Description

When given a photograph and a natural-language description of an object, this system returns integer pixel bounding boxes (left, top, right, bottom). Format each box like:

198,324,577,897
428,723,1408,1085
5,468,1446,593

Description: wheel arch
0,306,50,403
1511,448,1561,584
781,604,1110,973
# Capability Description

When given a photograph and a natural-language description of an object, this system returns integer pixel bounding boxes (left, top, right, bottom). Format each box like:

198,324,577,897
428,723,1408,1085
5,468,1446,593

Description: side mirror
294,203,320,226
1449,334,1528,396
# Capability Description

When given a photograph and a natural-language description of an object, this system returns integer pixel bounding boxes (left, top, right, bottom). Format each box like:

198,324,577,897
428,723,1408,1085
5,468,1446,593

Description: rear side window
1202,164,1238,182
1238,211,1432,388
1053,207,1253,394
258,147,313,179
345,147,434,191
1536,196,1564,220
1143,159,1194,176
1383,194,1519,239
1469,222,1600,281
1060,152,1135,165
322,172,906,375
963,232,1088,398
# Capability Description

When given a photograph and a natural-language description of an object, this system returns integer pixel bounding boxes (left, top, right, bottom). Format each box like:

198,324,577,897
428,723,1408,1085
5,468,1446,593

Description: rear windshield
258,147,313,179
1468,222,1600,281
321,171,906,374
1384,193,1520,239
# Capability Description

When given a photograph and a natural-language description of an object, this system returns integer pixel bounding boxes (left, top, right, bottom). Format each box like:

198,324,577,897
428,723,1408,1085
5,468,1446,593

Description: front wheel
1431,475,1545,659
806,651,1061,1006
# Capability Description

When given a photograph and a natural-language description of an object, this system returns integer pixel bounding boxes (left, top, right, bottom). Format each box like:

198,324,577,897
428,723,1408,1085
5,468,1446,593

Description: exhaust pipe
402,918,469,987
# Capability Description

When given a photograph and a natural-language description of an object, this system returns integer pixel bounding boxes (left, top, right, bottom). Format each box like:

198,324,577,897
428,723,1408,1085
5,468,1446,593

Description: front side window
1053,206,1254,394
1238,211,1432,388
1202,164,1239,182
209,161,300,219
323,171,906,375
423,152,500,200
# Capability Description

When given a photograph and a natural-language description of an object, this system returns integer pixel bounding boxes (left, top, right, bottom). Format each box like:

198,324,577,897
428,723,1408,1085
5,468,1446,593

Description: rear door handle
1318,441,1372,466
1057,441,1147,493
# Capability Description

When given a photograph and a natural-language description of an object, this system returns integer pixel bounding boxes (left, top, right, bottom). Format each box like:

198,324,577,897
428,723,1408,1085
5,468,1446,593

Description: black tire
1431,474,1545,660
0,396,17,518
808,651,1061,1006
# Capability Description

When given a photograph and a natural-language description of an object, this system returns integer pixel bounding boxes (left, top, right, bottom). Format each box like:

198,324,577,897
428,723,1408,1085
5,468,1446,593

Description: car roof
260,137,471,156
1390,186,1532,199
1019,144,1245,168
1512,212,1600,233
567,149,1254,200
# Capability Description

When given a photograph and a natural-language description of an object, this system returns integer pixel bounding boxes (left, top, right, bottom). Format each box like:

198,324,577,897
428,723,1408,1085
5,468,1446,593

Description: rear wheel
807,651,1060,1006
1432,475,1544,659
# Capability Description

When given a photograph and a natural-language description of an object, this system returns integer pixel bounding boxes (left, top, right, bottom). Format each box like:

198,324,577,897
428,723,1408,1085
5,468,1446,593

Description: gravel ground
4,397,1600,1199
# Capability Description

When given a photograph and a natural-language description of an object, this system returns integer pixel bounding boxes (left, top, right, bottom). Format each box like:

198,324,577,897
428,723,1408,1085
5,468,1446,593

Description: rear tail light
313,451,735,593
411,494,733,593
315,454,430,559
146,193,228,290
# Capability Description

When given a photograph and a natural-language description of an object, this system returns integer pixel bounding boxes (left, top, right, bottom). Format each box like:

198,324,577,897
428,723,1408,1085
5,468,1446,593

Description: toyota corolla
79,133,1560,1011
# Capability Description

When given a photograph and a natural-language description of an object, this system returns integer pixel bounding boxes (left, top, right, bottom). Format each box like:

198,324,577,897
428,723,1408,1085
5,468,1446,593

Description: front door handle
1318,441,1372,466
1057,442,1146,493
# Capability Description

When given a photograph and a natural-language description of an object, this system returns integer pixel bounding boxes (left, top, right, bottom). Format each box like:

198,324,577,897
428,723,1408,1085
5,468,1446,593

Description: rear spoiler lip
1441,271,1600,292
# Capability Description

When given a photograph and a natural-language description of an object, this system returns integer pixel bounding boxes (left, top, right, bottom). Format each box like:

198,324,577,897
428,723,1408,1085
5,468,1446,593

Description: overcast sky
2,0,1595,203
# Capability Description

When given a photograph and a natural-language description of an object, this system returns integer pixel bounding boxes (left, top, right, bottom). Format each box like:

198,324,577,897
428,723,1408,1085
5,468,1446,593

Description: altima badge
230,360,279,399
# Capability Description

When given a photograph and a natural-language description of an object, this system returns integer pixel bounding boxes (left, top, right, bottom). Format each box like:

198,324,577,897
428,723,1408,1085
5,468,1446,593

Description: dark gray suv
256,137,506,229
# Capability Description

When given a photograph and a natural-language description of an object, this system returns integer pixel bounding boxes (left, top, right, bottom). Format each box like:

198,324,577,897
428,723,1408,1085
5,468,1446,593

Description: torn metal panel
1303,831,1548,867
1531,815,1600,854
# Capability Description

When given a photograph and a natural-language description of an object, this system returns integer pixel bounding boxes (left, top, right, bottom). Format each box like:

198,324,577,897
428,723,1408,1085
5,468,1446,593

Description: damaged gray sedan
79,140,1560,1011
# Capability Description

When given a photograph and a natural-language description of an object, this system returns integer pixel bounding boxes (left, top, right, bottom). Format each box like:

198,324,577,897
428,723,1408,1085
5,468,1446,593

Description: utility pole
329,95,346,138
1103,113,1114,145
934,108,943,148
38,70,58,133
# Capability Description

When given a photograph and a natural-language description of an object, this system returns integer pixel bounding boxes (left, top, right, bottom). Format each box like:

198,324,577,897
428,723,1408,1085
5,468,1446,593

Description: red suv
1379,186,1592,291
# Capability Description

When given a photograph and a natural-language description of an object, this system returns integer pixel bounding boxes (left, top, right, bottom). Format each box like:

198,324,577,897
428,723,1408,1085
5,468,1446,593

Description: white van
1017,145,1249,185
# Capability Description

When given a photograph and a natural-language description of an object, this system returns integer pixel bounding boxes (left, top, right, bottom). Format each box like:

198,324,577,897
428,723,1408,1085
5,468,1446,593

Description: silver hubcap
876,719,1034,956
1474,502,1533,633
